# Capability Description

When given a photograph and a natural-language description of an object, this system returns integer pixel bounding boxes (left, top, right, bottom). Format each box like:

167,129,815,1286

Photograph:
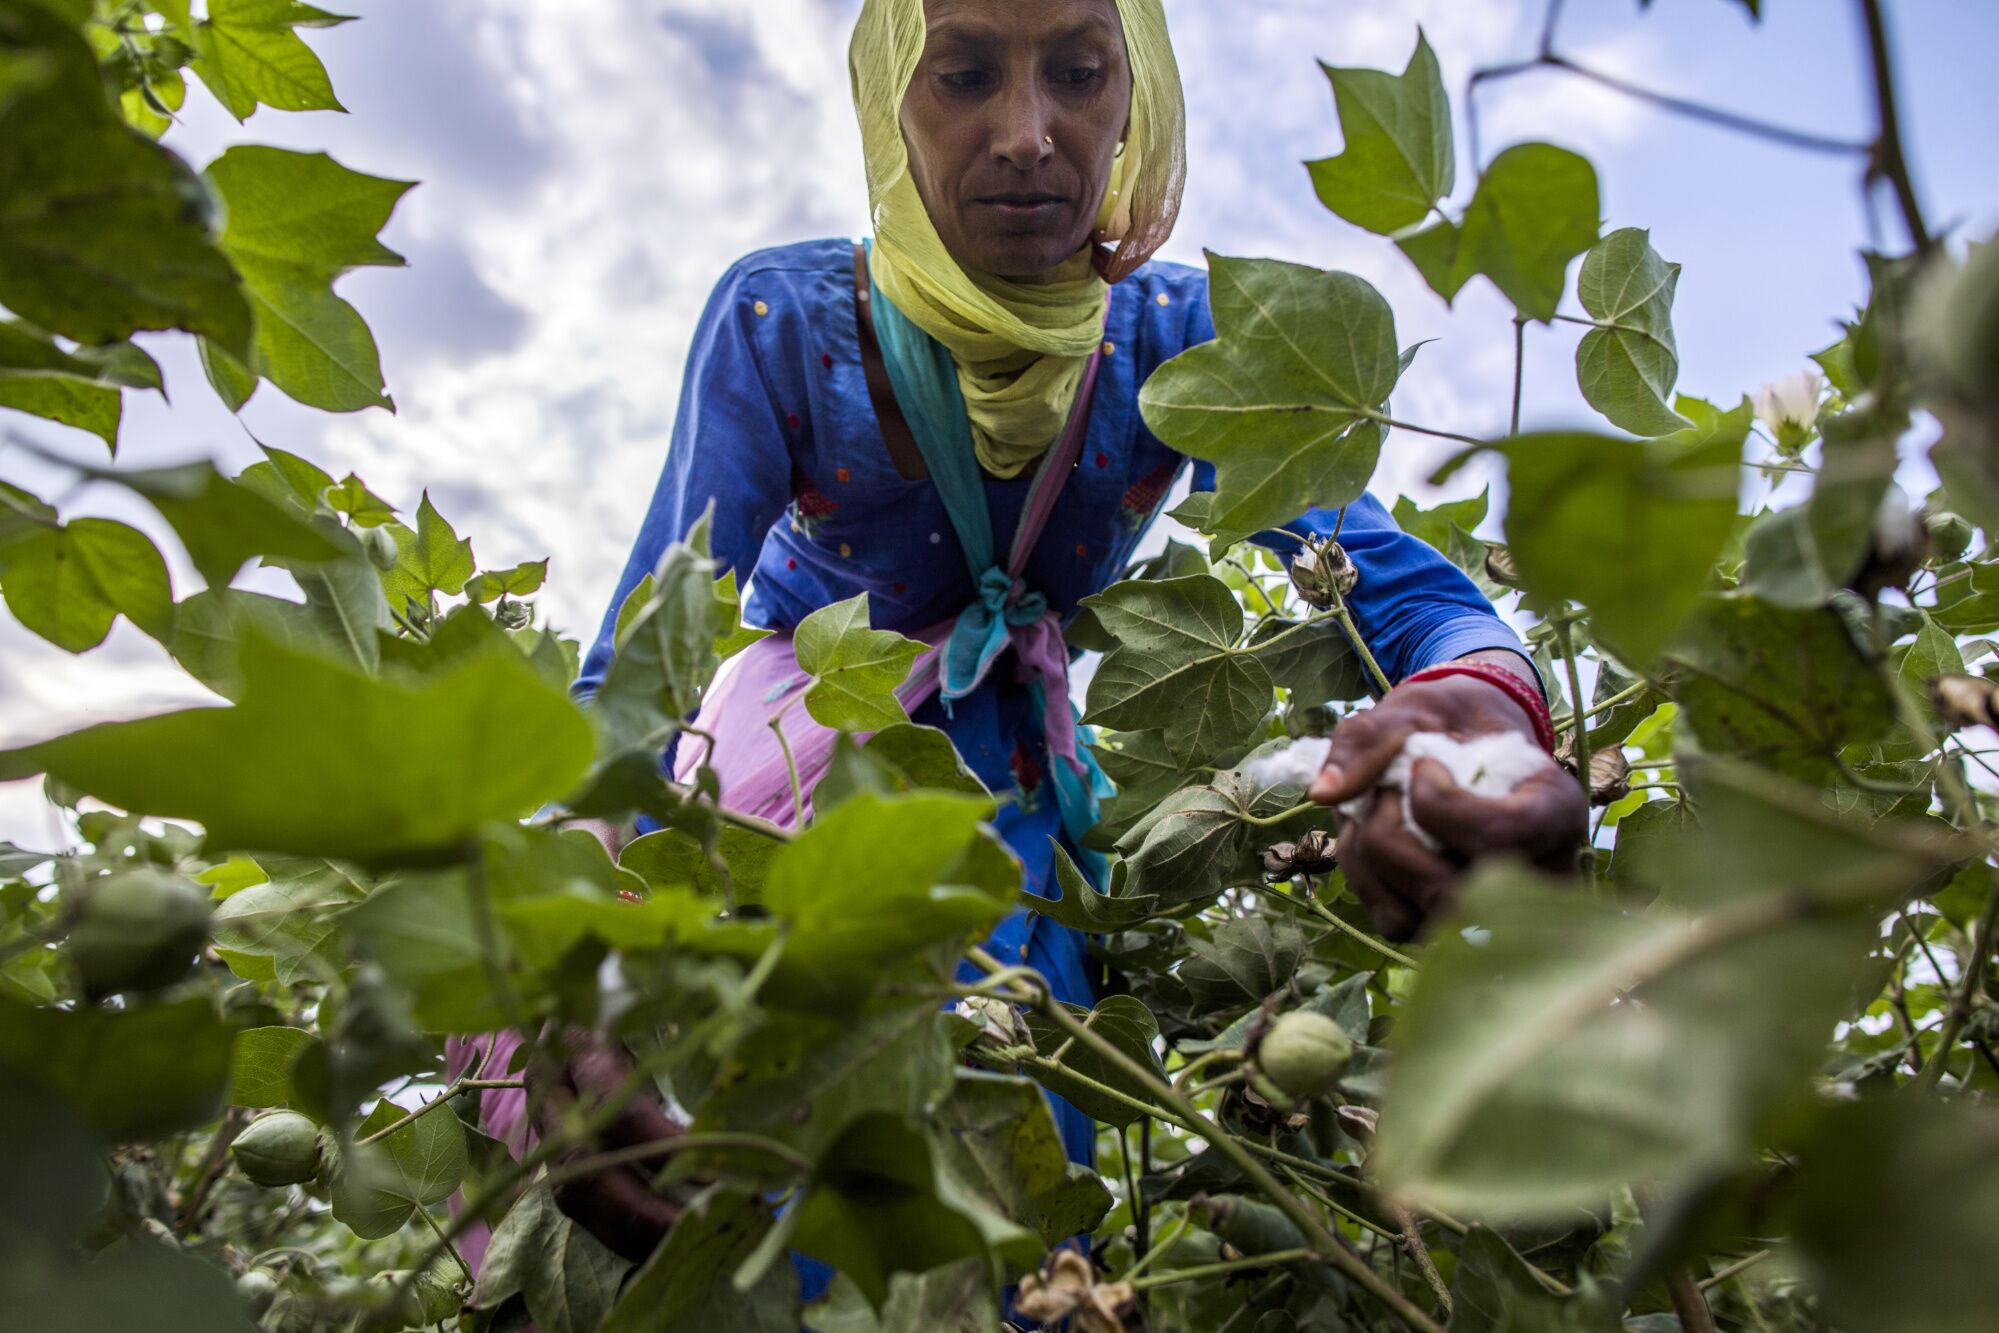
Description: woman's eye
939,70,990,91
1057,66,1103,87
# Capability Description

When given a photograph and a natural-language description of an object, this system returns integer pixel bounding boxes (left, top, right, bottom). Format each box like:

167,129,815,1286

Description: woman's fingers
1337,792,1456,941
1405,757,1587,866
1309,712,1421,805
568,1038,686,1152
547,1158,680,1264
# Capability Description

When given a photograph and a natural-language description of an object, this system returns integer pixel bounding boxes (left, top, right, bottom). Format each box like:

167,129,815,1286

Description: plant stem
1238,799,1322,830
356,1079,527,1148
768,715,804,828
1551,616,1591,785
460,840,529,1036
1509,317,1526,437
1122,1213,1191,1282
971,948,1445,1333
1699,1249,1771,1292
1579,679,1648,723
1332,590,1394,696
1856,0,1932,251
1372,416,1488,449
1128,1247,1317,1292
1277,887,1419,969
416,1206,471,1282
1388,1202,1453,1318
1666,1267,1720,1333
1915,882,1999,1090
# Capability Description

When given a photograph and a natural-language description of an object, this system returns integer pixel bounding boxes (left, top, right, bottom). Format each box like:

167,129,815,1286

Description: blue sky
3,0,1996,842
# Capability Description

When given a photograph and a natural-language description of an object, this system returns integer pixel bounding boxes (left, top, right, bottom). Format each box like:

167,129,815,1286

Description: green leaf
188,0,349,122
1665,593,1895,781
1574,227,1688,435
936,1072,1114,1247
1740,505,1840,609
87,458,348,590
622,822,782,904
795,592,924,733
1450,1227,1618,1332
591,506,740,752
1243,615,1369,707
816,722,992,811
0,629,594,861
1805,401,1906,591
0,995,234,1141
211,857,364,983
0,320,160,451
1396,143,1601,322
759,792,1008,1006
331,1095,468,1239
1498,421,1745,665
1022,994,1168,1128
1179,917,1305,1014
204,145,413,412
0,516,172,651
602,1190,798,1333
380,491,474,607
465,559,549,605
225,1025,323,1109
791,1112,990,1311
1082,575,1271,765
1392,486,1488,551
1373,863,1891,1219
0,7,252,357
805,1264,1000,1333
1034,840,1165,932
1139,255,1398,542
474,1185,631,1333
1306,30,1453,234
1787,1099,1999,1333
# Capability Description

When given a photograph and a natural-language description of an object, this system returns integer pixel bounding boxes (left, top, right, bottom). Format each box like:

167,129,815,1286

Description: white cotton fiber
1241,736,1333,788
1337,731,1555,852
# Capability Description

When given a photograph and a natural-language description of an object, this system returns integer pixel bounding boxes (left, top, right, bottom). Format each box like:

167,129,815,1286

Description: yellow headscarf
849,0,1187,478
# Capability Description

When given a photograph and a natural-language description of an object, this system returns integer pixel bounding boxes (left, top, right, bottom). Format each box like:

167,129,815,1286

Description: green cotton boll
232,1110,325,1187
1256,1010,1354,1100
66,869,211,1000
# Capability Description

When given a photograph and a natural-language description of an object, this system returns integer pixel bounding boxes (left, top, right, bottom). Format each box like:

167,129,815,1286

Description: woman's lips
976,194,1067,221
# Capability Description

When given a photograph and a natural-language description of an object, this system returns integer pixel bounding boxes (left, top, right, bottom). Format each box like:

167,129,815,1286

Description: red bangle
1402,662,1557,754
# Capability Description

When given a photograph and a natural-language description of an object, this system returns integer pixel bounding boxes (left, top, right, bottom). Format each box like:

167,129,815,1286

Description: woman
496,0,1585,1295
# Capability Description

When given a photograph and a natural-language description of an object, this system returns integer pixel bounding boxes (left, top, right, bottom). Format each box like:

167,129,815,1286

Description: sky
4,0,1998,847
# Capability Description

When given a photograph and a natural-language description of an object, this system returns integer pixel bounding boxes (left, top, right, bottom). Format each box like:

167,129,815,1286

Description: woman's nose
992,85,1055,171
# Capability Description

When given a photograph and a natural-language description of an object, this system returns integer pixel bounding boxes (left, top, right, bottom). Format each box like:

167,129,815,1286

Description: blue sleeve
1175,289,1537,694
573,260,794,702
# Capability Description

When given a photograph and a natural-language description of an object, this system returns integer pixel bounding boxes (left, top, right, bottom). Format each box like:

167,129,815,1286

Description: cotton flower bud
1484,544,1523,588
1753,369,1824,456
360,524,400,572
66,869,211,1001
1289,539,1355,608
495,598,532,630
1334,1104,1379,1146
1259,829,1338,878
1930,674,1999,732
954,995,1034,1070
1926,510,1974,562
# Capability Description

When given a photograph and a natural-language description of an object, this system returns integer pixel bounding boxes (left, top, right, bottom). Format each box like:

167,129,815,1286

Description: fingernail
1311,765,1341,795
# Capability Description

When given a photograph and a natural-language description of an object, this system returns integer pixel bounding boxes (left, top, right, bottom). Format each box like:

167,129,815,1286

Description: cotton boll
1338,731,1554,852
1241,736,1332,788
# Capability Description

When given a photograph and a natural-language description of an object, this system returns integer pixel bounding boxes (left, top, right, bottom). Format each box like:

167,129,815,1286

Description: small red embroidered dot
1075,543,1088,558
786,412,802,430
1094,451,1109,468
821,352,834,369
893,581,907,593
836,467,851,483
786,558,798,570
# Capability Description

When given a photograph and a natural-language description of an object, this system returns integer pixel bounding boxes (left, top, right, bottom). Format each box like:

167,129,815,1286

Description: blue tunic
573,236,1527,1164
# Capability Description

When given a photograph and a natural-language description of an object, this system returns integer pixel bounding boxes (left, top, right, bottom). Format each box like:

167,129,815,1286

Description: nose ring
1043,135,1053,145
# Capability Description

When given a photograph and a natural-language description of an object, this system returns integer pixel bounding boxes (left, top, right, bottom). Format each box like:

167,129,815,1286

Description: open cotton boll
1241,736,1332,788
1338,731,1555,852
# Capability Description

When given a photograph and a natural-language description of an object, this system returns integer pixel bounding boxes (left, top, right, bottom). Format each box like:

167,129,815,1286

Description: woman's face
899,0,1132,280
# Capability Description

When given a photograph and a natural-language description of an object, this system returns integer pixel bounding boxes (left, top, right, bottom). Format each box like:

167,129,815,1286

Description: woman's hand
1306,660,1587,941
525,1028,695,1264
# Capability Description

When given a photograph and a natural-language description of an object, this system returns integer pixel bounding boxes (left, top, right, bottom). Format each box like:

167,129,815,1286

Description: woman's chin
958,229,1094,282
